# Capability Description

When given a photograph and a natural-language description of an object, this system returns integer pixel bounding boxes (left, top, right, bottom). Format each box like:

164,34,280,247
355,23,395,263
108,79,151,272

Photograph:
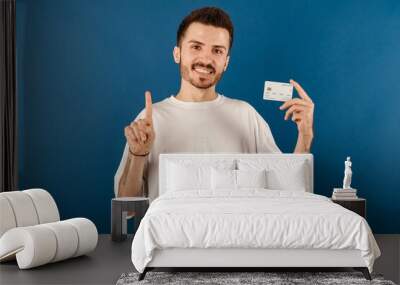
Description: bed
131,153,381,281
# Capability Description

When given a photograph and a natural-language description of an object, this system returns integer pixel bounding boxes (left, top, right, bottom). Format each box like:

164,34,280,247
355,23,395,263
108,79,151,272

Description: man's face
174,22,230,89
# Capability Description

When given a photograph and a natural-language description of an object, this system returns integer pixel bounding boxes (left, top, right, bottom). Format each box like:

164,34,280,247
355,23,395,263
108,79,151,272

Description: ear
173,46,180,64
223,55,230,72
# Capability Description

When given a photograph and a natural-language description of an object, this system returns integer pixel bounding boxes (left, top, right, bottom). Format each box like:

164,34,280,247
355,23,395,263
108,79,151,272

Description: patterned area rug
116,271,396,285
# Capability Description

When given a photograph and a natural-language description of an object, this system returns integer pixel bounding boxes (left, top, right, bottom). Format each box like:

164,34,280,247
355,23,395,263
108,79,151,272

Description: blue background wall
16,0,400,234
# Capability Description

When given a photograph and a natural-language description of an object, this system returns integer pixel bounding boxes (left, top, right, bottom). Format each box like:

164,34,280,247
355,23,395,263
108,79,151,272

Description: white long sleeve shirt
114,93,281,203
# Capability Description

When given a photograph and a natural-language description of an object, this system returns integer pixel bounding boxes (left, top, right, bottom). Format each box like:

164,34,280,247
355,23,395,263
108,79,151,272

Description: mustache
191,62,215,73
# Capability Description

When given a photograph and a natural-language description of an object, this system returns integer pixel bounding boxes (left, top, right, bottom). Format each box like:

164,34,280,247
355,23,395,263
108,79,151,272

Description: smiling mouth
192,65,214,75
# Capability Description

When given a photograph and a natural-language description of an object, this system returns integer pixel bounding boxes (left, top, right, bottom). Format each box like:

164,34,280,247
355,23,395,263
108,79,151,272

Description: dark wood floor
0,234,399,285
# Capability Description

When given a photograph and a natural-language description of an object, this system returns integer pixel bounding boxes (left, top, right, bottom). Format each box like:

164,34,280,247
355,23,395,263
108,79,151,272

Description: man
114,7,314,204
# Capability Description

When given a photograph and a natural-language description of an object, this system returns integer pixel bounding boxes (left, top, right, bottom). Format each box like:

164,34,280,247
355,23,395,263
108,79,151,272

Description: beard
179,60,225,89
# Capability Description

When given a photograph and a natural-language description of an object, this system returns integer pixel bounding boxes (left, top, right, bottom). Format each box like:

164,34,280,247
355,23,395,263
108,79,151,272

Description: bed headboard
159,153,313,195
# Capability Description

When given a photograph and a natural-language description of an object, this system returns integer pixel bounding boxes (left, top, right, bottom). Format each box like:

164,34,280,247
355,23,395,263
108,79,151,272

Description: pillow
236,169,268,188
211,168,268,190
167,162,211,191
266,167,307,191
211,168,236,190
166,159,236,192
237,159,309,191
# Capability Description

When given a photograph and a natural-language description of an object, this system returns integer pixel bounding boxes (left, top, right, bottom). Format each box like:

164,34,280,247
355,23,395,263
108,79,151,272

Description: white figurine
342,156,353,189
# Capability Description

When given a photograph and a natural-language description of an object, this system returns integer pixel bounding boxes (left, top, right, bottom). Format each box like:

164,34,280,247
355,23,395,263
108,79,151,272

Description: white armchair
0,188,98,269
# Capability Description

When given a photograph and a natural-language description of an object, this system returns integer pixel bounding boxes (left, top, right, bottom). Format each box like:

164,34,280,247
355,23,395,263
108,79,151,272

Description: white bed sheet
131,189,380,273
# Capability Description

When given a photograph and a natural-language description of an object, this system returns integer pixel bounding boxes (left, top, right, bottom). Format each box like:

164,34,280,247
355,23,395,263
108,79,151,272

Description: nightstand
331,197,366,219
111,197,149,242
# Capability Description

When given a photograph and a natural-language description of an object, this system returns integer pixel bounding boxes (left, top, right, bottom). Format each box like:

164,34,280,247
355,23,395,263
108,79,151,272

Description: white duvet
131,189,381,273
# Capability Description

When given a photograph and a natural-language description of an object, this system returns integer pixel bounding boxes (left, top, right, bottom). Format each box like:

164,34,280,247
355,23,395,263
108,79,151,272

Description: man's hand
279,79,314,152
122,91,155,215
124,91,156,156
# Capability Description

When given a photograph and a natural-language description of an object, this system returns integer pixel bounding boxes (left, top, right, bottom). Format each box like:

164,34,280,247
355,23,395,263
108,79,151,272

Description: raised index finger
290,79,312,102
145,91,153,124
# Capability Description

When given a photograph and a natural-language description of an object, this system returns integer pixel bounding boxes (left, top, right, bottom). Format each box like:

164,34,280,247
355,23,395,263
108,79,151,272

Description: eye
214,49,224,55
192,45,201,50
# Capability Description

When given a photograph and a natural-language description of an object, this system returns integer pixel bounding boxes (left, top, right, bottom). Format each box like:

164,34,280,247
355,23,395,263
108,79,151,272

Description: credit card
263,81,293,102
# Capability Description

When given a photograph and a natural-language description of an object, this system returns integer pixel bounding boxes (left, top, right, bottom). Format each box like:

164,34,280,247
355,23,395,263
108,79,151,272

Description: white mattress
131,189,381,273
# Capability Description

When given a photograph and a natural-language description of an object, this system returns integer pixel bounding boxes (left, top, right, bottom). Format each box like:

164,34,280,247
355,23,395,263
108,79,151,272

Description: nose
196,55,215,69
198,48,215,64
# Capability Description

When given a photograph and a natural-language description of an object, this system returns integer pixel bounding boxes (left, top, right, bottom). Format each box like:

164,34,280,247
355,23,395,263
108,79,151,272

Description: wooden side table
111,197,149,242
331,197,366,219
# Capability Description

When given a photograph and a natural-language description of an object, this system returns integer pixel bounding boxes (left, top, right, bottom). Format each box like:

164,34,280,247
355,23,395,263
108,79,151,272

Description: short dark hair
177,7,234,52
